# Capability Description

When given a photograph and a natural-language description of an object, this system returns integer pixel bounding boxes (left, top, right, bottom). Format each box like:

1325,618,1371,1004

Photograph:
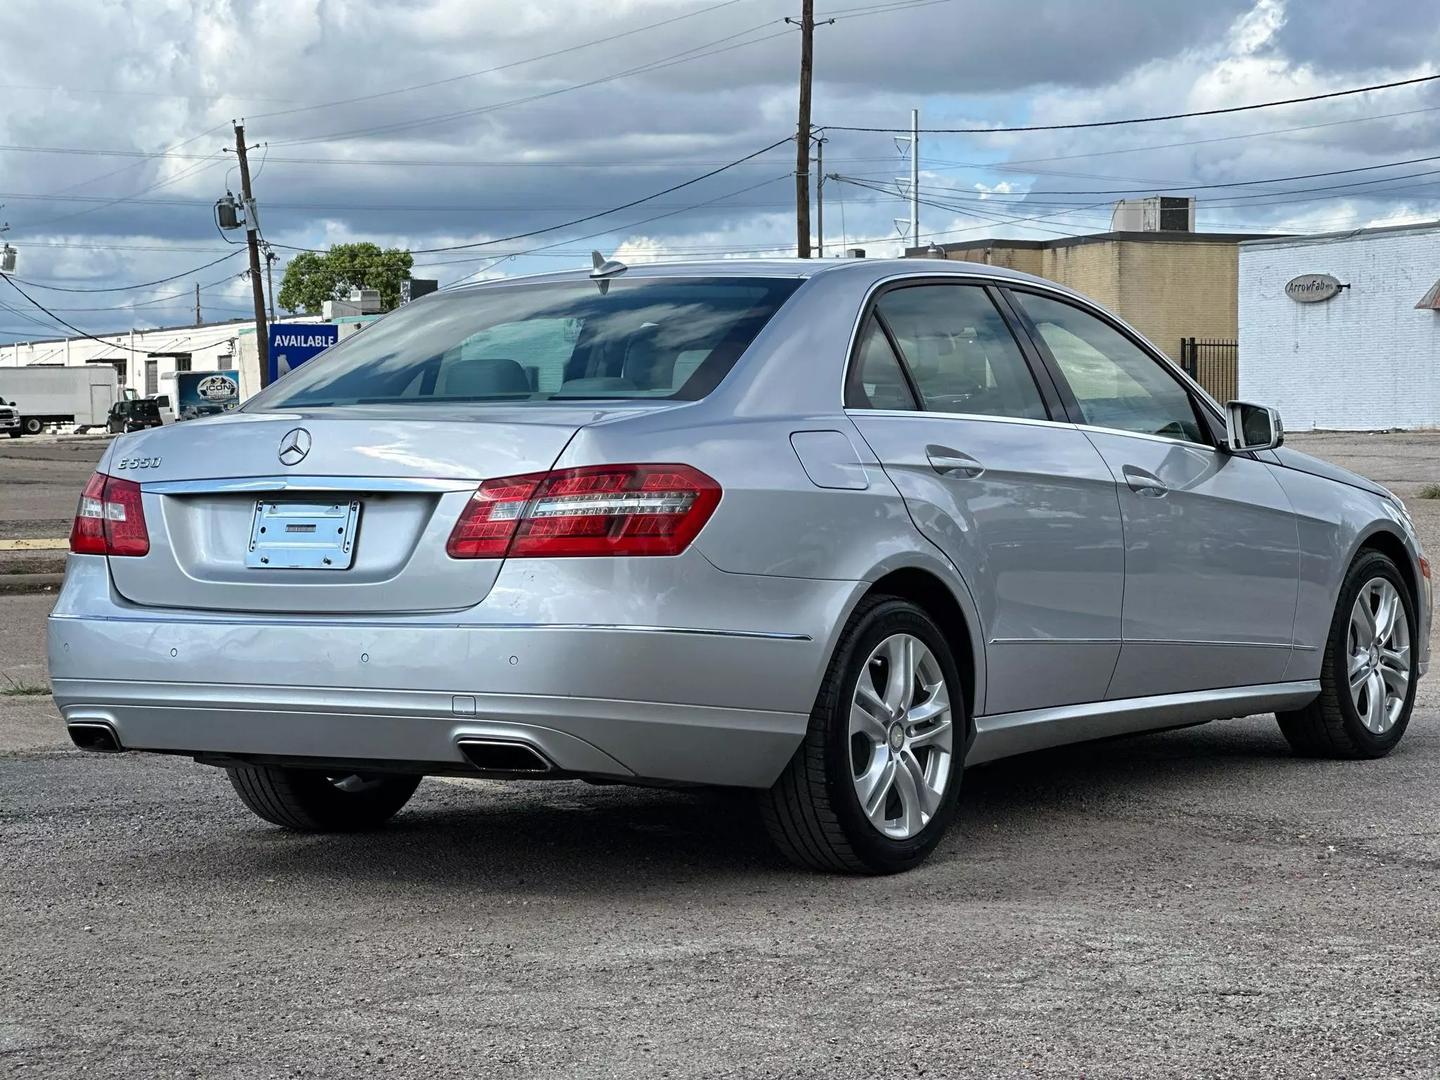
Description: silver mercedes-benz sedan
49,258,1431,873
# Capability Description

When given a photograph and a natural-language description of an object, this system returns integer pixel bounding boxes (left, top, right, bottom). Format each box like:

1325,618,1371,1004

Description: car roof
447,256,1066,293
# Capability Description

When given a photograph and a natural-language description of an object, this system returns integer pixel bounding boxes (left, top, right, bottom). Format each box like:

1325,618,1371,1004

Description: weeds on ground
1,673,50,696
1418,483,1440,500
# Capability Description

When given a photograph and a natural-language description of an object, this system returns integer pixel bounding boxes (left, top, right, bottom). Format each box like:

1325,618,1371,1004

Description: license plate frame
246,499,360,570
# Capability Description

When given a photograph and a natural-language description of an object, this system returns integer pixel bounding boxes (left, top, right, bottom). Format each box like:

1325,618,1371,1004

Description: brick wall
1239,227,1440,431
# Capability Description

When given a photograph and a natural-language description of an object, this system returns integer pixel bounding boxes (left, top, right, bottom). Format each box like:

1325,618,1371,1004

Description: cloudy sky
1,0,1438,336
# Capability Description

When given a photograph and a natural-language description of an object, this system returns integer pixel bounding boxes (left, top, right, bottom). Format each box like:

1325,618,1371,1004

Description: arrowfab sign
269,323,341,383
1285,273,1344,303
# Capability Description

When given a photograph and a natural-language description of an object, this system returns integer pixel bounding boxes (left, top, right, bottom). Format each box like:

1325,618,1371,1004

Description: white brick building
0,313,374,405
1239,222,1440,430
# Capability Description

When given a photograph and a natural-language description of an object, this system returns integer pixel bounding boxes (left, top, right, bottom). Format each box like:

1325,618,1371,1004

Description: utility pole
194,282,201,326
233,123,270,387
789,0,815,258
910,107,920,250
786,3,831,258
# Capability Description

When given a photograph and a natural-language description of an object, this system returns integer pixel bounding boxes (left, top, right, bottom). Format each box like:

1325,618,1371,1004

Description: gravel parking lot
3,431,1439,1078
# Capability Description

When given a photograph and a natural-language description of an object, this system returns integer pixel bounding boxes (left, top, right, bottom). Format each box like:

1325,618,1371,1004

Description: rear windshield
247,277,802,409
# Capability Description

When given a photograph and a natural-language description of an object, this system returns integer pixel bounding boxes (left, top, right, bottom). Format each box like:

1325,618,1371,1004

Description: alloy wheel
848,632,954,840
1347,577,1411,734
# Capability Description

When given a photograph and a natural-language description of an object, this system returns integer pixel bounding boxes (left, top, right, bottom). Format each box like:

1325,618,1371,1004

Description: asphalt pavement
2,431,1440,1078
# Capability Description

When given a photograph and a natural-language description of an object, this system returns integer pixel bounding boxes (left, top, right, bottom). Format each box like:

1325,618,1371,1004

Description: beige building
907,230,1271,382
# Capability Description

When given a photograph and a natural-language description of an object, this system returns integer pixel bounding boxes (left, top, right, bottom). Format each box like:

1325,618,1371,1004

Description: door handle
926,445,984,478
1122,464,1168,497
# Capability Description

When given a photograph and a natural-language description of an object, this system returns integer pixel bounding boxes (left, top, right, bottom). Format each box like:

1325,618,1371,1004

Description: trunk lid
104,405,631,613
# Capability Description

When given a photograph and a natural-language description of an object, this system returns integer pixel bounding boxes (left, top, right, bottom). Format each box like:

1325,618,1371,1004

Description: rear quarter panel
555,405,990,714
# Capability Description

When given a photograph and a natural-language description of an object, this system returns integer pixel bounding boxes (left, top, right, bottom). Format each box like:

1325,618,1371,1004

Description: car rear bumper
48,555,856,788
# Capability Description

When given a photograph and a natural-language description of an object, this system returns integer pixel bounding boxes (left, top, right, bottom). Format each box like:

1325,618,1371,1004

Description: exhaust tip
456,738,553,774
68,721,124,754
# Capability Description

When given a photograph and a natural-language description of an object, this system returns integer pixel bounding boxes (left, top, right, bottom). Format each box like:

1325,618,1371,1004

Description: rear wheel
762,596,965,874
227,765,421,831
1277,550,1417,759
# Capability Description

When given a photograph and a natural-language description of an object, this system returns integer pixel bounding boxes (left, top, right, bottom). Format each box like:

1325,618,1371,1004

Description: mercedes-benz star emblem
277,427,311,466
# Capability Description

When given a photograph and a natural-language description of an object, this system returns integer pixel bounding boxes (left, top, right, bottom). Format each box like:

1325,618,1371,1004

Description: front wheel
21,417,42,435
1277,550,1418,759
5,429,19,439
227,765,421,831
761,596,966,874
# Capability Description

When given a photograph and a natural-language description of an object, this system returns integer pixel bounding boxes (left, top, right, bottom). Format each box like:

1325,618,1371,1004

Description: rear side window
846,316,917,410
874,285,1047,421
248,277,802,409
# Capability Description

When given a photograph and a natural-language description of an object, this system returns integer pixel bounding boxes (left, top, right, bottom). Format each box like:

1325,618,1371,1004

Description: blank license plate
246,500,360,570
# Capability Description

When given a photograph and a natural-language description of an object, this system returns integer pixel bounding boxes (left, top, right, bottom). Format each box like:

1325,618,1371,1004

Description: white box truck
0,365,120,435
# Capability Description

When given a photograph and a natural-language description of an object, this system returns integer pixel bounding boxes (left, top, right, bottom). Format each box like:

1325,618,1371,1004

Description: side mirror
1225,400,1284,452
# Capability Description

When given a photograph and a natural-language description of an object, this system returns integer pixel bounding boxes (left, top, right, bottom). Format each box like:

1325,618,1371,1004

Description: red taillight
69,472,149,557
446,464,720,559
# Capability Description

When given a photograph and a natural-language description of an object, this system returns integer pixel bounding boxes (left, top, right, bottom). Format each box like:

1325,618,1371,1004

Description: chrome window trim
845,407,1078,432
1071,421,1217,453
846,406,1218,452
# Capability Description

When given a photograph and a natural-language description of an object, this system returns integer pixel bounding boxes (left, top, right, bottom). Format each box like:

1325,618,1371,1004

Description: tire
761,595,967,874
5,429,19,439
1277,550,1418,759
21,417,42,435
227,765,421,831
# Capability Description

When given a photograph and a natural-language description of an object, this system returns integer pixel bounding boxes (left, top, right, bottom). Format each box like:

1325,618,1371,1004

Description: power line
274,22,793,147
829,151,1440,206
438,172,795,286
249,0,752,122
1,276,160,354
821,72,1440,133
12,250,244,293
269,136,794,256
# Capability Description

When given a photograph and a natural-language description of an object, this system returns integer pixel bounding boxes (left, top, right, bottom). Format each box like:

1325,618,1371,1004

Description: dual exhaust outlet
66,722,554,776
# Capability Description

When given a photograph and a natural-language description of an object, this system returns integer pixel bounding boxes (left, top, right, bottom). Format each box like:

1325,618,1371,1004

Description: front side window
873,285,1047,421
1013,292,1205,444
247,277,802,410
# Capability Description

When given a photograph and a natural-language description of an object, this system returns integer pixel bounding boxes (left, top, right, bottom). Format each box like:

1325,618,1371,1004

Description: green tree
277,243,415,314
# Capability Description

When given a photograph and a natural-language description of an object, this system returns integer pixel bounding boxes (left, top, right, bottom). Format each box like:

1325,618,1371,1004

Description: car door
1006,288,1299,698
846,280,1126,715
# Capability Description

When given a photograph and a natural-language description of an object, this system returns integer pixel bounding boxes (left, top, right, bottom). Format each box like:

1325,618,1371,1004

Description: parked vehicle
0,398,19,438
106,397,164,434
0,364,120,433
48,260,1431,873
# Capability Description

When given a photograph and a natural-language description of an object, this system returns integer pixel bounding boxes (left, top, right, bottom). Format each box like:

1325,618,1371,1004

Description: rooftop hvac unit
1110,196,1196,233
346,287,383,314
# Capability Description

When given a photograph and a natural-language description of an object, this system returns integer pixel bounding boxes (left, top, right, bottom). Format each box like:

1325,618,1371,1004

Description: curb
0,573,64,596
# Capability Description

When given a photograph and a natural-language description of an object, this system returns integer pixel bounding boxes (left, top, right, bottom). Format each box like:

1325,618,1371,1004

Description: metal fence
1178,337,1238,403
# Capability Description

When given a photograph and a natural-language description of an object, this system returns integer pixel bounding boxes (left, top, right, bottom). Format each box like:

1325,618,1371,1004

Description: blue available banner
269,324,340,383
